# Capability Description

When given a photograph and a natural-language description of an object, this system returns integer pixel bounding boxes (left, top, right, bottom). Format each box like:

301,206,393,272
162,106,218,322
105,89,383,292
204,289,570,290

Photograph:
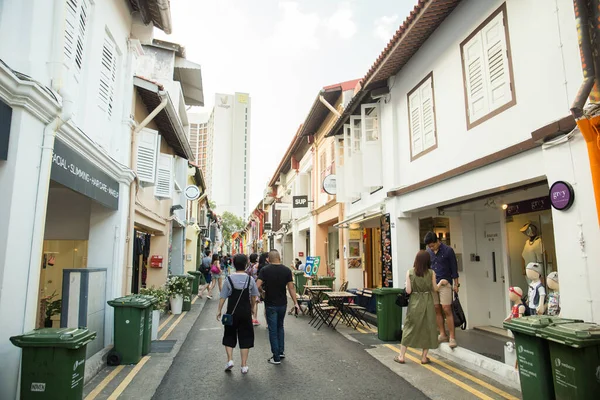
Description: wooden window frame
460,2,516,130
407,71,438,161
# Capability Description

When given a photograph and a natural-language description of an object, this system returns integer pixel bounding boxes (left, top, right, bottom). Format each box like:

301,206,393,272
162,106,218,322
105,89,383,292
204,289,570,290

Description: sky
156,0,418,212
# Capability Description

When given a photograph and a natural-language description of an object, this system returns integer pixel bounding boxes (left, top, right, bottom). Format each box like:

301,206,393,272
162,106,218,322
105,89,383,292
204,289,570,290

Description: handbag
221,276,250,326
210,264,220,275
452,292,467,330
395,289,410,307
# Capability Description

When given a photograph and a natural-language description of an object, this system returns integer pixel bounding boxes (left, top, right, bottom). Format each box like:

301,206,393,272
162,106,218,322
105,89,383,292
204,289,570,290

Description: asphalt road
153,295,429,400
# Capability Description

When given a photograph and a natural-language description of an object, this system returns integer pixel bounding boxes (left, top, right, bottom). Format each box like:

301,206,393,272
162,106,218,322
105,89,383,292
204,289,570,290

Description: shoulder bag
221,276,250,326
452,292,467,330
395,289,410,307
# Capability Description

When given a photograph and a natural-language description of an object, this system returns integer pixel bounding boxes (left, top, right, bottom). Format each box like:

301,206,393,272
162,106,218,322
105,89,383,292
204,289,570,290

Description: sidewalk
83,296,208,400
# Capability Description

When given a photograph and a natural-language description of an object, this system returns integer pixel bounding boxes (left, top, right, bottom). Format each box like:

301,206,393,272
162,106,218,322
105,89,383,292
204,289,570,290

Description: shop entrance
482,222,506,327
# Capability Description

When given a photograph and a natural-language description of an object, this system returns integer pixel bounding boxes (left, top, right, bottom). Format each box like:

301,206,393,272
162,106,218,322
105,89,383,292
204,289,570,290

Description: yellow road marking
333,315,368,334
158,314,174,332
191,296,198,305
84,365,125,400
384,344,493,400
160,311,187,340
404,347,518,400
106,356,151,400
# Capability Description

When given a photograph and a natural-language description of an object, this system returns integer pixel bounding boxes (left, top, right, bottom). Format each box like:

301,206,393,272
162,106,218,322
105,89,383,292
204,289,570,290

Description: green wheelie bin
107,295,152,365
294,270,308,294
136,294,158,356
503,315,581,400
541,322,600,399
315,276,336,289
10,327,96,400
372,288,404,341
188,271,202,295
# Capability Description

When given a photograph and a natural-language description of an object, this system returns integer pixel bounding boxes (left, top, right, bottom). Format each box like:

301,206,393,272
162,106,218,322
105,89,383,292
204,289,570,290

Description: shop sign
322,174,337,195
264,222,272,231
505,196,550,217
304,256,320,276
293,195,308,208
549,181,575,211
51,139,119,210
0,99,12,160
184,185,201,201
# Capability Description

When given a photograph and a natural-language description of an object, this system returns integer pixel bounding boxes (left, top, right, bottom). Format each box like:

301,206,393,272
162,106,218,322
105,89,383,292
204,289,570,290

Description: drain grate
150,340,176,353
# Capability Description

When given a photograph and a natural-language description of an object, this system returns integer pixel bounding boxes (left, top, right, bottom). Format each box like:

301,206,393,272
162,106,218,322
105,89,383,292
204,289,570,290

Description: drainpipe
319,95,341,118
124,95,168,294
571,0,600,226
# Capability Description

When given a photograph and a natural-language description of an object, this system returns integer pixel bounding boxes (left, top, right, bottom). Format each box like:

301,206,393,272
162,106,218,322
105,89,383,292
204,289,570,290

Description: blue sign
304,256,321,276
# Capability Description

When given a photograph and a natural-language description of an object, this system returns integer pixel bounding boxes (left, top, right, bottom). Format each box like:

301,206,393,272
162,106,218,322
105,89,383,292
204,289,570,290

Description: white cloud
327,3,357,40
374,14,399,43
268,1,321,54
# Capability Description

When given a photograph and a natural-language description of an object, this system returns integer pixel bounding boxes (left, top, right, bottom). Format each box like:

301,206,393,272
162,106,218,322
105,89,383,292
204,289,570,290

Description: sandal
394,355,405,364
421,357,431,365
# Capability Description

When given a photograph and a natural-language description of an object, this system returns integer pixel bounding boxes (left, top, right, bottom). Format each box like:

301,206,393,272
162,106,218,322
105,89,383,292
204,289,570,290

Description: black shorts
222,314,254,349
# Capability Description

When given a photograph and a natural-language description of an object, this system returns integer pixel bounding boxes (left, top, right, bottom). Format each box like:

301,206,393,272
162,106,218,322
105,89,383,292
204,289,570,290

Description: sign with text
264,222,272,231
275,202,291,210
505,196,550,217
0,99,12,160
304,256,321,276
51,139,120,210
550,181,574,211
322,174,336,195
293,195,308,208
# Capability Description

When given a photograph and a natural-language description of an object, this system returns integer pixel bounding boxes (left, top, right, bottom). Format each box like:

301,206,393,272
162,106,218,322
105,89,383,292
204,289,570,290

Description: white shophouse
329,0,599,386
0,0,174,396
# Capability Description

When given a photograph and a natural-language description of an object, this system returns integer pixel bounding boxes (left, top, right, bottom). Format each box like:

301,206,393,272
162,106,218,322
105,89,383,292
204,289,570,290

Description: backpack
521,299,534,316
199,257,211,274
451,292,467,330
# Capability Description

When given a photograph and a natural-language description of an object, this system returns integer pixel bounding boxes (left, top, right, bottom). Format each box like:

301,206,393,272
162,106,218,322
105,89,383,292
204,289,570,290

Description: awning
174,58,204,107
334,211,383,228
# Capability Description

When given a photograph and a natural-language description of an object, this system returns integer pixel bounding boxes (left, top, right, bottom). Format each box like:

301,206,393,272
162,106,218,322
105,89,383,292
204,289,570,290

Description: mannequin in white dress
521,223,543,273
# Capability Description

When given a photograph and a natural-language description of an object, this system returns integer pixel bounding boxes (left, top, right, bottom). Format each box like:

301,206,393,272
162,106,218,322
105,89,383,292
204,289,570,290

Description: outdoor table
324,292,357,329
305,286,333,329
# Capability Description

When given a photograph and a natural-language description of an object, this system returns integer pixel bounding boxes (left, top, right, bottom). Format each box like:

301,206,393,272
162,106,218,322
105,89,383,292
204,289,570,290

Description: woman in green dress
394,250,448,364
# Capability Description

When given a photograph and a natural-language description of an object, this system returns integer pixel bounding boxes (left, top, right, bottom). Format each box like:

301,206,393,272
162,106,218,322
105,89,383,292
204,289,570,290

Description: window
98,33,118,118
154,154,173,199
136,128,160,184
64,0,91,79
407,73,437,159
461,3,515,129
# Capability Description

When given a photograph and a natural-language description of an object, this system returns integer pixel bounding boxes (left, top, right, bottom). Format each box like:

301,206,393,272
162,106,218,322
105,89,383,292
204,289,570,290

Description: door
483,222,507,327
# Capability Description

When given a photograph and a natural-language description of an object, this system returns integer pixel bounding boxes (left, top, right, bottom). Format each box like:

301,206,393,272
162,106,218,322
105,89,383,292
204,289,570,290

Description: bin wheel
107,350,122,366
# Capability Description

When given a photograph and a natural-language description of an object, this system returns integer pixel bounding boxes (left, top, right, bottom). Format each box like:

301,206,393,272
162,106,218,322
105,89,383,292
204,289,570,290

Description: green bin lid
372,288,405,295
316,276,335,280
188,271,202,276
503,315,580,336
136,294,158,304
10,328,96,349
170,274,194,280
107,295,153,308
541,322,600,348
293,270,305,275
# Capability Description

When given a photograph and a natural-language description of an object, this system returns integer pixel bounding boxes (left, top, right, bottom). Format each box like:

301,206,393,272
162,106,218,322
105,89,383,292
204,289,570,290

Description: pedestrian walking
216,254,259,374
395,250,444,364
209,254,224,293
246,253,261,326
424,231,460,348
198,250,213,299
256,249,300,365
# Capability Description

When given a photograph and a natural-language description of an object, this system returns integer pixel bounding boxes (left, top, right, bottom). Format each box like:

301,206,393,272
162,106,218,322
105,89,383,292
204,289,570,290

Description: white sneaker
207,295,213,299
268,357,281,365
241,366,249,374
225,360,234,371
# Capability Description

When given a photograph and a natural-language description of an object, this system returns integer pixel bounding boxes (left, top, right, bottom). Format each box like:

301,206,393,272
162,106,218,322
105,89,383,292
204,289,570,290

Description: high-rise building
209,92,251,219
189,113,213,197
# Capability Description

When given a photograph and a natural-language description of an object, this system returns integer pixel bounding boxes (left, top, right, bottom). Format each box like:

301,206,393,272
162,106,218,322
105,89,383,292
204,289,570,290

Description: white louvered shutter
65,0,90,78
409,90,423,156
463,33,487,123
483,12,511,113
350,116,364,192
344,124,356,197
154,154,173,199
99,35,117,118
136,129,159,184
361,103,382,187
334,138,347,203
420,78,436,150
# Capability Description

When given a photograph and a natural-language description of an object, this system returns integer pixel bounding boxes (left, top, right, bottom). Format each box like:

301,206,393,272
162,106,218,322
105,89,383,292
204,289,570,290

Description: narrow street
153,296,429,400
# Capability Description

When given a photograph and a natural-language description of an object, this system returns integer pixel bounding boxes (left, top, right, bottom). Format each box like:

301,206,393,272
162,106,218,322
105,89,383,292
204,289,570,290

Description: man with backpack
198,249,213,299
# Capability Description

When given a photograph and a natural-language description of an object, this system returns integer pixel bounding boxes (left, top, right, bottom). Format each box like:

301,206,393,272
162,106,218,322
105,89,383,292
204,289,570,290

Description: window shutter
350,116,364,192
64,0,78,64
99,35,117,118
361,104,380,142
154,154,173,199
136,129,159,184
463,33,487,123
420,77,436,149
361,103,382,186
409,90,423,156
64,0,90,77
482,12,510,112
350,116,362,155
344,124,356,197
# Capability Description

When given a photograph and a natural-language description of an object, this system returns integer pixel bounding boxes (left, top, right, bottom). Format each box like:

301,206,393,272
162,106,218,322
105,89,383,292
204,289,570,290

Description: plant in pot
42,292,62,328
165,276,190,315
139,287,168,340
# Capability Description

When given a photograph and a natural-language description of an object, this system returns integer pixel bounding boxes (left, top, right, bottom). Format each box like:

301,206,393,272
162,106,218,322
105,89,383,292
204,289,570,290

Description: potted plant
42,292,62,328
139,287,168,340
165,276,189,315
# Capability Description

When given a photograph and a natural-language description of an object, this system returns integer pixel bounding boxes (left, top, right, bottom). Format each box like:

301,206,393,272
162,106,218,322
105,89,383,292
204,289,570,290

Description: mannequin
526,262,546,315
505,286,526,321
521,223,543,274
546,271,560,316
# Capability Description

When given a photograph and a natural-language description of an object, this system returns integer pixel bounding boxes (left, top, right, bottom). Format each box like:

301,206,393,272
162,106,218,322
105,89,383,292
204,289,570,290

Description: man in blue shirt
425,231,459,349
